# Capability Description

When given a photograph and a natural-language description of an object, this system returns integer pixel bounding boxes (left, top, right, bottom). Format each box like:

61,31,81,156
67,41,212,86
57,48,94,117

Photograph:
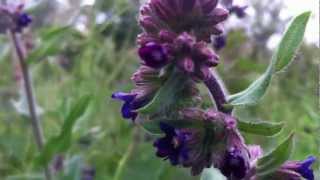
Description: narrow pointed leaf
227,12,311,106
35,95,91,167
238,120,284,136
256,133,294,177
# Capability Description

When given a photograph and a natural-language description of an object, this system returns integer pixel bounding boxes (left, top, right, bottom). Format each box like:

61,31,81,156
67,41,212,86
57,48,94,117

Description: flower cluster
0,4,32,33
112,0,316,179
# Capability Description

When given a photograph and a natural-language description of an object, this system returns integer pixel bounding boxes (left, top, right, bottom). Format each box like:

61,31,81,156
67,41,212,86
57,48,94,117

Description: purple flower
156,108,247,176
0,6,32,33
220,147,249,179
17,13,32,28
174,33,219,81
53,155,64,172
82,166,96,180
213,35,227,51
153,123,189,165
111,92,143,121
220,0,247,19
139,0,228,42
138,42,169,69
279,156,317,180
229,5,248,18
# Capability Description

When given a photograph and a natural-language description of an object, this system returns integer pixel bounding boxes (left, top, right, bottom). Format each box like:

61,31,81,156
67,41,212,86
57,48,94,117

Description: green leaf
201,167,226,180
273,12,311,72
256,133,294,177
26,26,72,64
227,69,272,106
238,120,284,136
35,95,91,167
138,71,187,114
228,12,311,106
140,119,204,134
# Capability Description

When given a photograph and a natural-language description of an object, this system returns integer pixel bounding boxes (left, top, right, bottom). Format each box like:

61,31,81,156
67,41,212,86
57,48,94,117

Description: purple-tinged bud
151,0,175,23
200,0,218,14
213,35,227,51
138,42,169,69
220,147,250,179
137,33,159,46
131,65,160,85
153,123,190,165
178,57,195,74
209,8,229,25
139,16,160,33
139,0,229,41
274,156,317,180
181,0,196,12
248,145,263,165
159,30,176,43
174,33,194,53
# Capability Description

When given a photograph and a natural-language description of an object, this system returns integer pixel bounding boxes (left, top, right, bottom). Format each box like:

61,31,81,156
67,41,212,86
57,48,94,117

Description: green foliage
138,70,187,114
228,12,311,106
0,0,318,179
27,26,74,65
35,95,91,167
257,133,294,177
238,120,283,136
200,167,225,180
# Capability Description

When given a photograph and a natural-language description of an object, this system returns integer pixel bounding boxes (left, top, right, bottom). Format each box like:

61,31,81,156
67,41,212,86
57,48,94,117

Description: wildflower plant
113,0,315,179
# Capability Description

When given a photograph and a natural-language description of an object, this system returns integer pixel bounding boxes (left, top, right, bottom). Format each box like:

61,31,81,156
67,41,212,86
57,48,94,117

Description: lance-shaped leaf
26,26,73,64
256,133,294,177
238,120,284,136
138,71,187,114
35,95,91,167
228,12,311,106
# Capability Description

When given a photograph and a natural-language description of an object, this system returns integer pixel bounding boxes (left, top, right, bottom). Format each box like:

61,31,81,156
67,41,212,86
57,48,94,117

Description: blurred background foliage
0,0,319,179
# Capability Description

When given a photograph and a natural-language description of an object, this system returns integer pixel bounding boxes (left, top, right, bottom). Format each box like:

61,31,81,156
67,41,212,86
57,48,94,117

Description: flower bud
138,42,169,69
213,35,227,51
272,156,316,180
178,57,195,74
220,147,250,179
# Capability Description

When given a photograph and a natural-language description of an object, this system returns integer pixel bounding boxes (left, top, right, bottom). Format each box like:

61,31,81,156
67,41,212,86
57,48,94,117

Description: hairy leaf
228,12,311,106
256,133,294,177
138,71,187,114
238,120,284,136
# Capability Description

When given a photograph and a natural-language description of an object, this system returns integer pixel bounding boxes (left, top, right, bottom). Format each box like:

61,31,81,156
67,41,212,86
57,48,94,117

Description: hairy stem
113,128,139,180
10,31,52,180
204,70,232,114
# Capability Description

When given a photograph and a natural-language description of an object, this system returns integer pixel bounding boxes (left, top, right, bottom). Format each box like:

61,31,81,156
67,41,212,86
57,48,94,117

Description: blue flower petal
111,92,136,102
297,156,316,180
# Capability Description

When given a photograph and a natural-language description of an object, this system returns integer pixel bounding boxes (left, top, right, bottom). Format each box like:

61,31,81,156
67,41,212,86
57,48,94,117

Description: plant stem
204,70,233,114
10,31,52,180
113,128,139,180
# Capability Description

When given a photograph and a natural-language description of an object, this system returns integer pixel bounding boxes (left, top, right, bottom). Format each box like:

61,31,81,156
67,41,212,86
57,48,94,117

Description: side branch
204,71,232,114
